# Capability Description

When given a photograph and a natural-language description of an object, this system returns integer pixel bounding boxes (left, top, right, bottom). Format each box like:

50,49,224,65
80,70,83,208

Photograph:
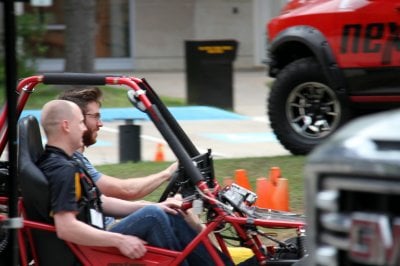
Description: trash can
118,119,141,163
185,40,238,109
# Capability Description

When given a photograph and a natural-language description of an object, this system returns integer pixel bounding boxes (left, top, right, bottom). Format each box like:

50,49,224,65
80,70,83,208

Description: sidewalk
132,68,271,117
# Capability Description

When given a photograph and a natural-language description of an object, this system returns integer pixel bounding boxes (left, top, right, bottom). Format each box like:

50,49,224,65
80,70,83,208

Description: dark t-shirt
37,145,82,216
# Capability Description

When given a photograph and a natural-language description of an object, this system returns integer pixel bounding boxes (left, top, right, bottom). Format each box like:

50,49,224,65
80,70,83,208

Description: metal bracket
134,89,146,97
3,217,23,229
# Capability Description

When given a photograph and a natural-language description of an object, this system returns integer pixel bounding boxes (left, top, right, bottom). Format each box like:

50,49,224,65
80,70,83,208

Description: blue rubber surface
21,106,248,122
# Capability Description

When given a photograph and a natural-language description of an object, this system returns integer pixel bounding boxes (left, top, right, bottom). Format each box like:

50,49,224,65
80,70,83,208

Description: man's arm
53,211,147,259
96,162,178,200
101,195,182,217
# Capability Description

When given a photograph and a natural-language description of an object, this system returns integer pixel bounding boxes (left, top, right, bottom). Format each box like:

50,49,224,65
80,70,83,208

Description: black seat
18,115,47,222
18,115,78,266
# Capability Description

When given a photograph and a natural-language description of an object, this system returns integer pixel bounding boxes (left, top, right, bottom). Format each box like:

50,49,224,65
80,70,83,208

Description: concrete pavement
83,68,290,165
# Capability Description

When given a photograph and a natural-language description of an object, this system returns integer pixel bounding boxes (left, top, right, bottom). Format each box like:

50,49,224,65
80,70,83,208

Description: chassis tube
42,73,119,85
145,104,204,184
137,78,200,157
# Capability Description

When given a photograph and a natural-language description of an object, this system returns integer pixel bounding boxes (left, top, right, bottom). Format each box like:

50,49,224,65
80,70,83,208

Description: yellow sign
197,45,234,54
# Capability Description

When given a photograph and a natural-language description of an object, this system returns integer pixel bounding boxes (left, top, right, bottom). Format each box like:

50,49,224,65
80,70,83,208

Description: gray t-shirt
73,151,115,226
73,151,102,182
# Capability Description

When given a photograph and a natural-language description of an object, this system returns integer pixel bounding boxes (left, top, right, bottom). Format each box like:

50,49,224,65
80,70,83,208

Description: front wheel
267,57,350,155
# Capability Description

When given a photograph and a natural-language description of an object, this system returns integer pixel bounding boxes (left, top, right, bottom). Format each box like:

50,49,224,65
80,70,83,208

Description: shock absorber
296,227,307,258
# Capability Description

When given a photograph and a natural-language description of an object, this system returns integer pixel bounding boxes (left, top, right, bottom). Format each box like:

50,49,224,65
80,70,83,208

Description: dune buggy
0,73,307,265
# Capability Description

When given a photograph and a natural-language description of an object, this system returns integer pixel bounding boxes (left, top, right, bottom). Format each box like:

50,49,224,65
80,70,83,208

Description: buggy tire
268,57,350,155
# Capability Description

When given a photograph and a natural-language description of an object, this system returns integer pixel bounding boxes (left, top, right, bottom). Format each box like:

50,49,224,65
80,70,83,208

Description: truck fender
269,26,346,95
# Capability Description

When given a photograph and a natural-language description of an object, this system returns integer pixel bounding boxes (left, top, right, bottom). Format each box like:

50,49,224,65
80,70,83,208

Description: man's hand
177,208,205,233
157,195,183,214
117,235,147,259
164,161,179,181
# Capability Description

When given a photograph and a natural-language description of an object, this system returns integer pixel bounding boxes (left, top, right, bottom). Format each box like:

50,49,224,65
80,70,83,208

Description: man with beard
58,87,178,202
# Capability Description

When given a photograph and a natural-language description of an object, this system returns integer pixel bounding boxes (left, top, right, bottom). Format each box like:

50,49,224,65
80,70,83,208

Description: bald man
37,100,222,265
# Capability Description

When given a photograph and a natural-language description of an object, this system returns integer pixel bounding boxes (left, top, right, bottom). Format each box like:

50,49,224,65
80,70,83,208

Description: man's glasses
84,113,101,121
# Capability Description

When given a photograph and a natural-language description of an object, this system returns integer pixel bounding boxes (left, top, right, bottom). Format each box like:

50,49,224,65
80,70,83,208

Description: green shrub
0,12,48,103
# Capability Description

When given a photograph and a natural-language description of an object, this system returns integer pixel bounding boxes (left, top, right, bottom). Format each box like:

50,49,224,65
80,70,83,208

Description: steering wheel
158,169,182,202
158,167,196,202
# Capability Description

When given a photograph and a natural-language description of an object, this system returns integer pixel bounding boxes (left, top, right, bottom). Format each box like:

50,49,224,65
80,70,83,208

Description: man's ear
61,120,70,132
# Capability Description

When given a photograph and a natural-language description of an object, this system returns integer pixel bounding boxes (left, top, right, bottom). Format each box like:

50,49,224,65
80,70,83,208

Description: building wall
134,0,255,71
134,0,195,70
30,0,288,72
134,0,288,71
193,0,254,68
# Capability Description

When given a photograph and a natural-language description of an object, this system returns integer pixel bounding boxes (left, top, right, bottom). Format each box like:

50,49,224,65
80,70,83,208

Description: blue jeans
108,205,234,266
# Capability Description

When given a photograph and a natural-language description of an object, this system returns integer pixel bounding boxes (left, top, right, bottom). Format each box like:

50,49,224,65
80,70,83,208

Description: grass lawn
96,155,307,213
0,85,185,109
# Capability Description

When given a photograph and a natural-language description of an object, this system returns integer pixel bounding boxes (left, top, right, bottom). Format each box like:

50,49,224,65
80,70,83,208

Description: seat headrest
19,115,43,162
18,115,50,222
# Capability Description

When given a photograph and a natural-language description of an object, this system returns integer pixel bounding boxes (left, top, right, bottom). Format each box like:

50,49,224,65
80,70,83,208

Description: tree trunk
64,0,96,72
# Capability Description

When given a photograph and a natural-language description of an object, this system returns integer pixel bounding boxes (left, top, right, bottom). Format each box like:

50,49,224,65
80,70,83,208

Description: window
24,0,131,58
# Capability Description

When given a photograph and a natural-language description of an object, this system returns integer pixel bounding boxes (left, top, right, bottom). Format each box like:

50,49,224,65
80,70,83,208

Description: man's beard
83,129,96,147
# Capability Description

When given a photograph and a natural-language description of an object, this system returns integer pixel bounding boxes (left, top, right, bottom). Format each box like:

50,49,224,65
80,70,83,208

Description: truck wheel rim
286,82,341,139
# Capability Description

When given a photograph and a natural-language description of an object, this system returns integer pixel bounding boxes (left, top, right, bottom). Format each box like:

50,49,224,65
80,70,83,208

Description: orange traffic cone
234,169,252,191
273,177,290,211
255,167,283,209
154,143,165,162
255,177,273,208
269,166,281,186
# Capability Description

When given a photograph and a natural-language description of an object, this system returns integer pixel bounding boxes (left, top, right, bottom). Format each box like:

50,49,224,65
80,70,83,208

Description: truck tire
268,57,349,155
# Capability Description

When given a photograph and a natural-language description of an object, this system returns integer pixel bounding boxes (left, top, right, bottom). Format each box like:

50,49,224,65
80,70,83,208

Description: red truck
266,0,400,155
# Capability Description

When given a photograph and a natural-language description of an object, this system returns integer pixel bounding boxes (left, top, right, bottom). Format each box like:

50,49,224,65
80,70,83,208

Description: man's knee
142,205,169,222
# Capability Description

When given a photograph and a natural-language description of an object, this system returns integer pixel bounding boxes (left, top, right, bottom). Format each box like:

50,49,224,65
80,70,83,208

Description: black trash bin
118,119,141,163
185,40,238,109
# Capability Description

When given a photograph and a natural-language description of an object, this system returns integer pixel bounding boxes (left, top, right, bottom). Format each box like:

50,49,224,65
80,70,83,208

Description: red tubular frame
0,76,43,154
0,74,306,265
